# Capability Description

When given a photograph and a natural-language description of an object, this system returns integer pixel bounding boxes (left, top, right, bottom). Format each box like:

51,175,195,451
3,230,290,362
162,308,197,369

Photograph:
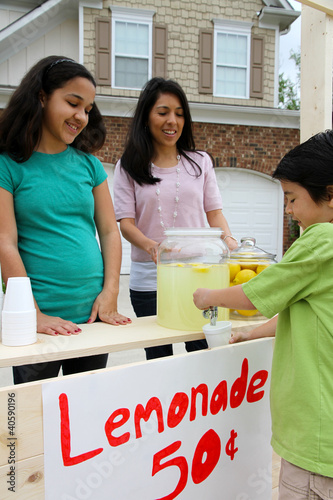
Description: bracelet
223,235,238,243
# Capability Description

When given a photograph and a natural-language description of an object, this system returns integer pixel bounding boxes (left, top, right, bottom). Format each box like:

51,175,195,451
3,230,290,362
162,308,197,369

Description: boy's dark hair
121,77,204,185
273,130,333,203
0,55,106,162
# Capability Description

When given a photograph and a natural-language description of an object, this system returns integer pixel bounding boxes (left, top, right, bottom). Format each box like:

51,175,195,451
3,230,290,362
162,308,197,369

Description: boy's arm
193,284,277,344
193,284,256,311
229,315,277,344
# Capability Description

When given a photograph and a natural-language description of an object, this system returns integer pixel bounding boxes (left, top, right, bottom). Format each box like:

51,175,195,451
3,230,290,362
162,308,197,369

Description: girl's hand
225,237,238,251
148,242,160,264
37,311,81,336
88,290,132,326
193,288,212,310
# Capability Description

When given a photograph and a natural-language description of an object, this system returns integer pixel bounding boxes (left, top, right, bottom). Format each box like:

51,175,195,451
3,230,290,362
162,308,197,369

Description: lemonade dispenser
229,237,276,320
157,228,229,331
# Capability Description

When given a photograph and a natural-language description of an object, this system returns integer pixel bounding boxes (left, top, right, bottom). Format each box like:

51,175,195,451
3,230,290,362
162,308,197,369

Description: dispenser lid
164,227,223,237
230,237,276,261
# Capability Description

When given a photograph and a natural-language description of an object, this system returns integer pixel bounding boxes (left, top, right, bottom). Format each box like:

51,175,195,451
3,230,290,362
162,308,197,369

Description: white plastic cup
1,325,36,334
203,321,232,348
3,277,35,312
0,291,3,334
1,333,37,347
0,291,3,311
1,307,37,346
2,310,36,324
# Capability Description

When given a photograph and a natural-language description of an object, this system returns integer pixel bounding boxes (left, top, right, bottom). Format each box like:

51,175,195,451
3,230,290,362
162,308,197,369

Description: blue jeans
130,289,208,360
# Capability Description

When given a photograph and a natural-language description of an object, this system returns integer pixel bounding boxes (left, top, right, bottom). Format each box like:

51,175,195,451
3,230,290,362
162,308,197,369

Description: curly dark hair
0,55,106,162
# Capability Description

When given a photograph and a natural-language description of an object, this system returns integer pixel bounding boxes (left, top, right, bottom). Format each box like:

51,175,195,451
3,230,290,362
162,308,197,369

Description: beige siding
83,0,276,107
0,20,79,86
0,7,26,30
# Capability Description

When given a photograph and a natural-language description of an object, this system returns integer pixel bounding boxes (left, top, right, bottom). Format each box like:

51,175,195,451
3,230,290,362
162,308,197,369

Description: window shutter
153,24,168,78
250,36,264,99
95,17,111,86
199,29,213,94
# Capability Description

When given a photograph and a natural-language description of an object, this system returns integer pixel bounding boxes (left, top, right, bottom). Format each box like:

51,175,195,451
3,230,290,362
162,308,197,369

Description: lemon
192,264,212,273
239,261,258,271
236,309,258,317
256,264,269,274
233,269,257,285
229,263,241,281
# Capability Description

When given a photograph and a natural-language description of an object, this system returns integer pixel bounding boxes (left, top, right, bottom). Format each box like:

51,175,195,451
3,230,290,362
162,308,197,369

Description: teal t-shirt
243,223,333,477
0,147,107,323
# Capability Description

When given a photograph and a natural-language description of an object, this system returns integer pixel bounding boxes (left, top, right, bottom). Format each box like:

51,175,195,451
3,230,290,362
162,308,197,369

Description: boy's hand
229,330,251,344
193,288,212,310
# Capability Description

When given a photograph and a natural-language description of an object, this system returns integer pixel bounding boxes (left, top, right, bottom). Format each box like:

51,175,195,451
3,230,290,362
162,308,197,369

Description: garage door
216,168,284,261
106,165,284,274
105,164,132,274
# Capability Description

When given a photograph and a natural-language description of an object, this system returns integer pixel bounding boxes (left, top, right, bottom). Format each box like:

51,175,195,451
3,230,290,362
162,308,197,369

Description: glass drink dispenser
157,228,230,331
229,237,276,320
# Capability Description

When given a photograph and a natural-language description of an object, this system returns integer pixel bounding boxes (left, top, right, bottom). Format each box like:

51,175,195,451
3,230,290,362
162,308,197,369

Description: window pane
115,21,148,56
216,66,246,97
216,33,247,66
115,57,148,89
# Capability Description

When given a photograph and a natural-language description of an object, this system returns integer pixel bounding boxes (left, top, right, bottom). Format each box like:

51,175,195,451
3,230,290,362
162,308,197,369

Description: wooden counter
0,315,261,368
0,316,279,500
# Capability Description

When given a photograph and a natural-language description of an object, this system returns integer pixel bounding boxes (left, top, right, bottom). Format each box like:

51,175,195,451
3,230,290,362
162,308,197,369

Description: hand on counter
87,289,132,326
37,311,81,336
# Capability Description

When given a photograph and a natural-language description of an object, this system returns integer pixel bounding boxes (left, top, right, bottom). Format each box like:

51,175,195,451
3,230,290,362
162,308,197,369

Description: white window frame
110,6,154,90
213,19,253,99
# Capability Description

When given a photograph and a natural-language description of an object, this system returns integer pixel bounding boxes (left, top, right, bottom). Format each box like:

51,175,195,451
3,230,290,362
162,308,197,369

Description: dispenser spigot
202,306,218,326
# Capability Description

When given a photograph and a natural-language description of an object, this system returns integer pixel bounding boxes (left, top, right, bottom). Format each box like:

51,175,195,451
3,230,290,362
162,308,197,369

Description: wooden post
299,4,333,142
296,0,333,16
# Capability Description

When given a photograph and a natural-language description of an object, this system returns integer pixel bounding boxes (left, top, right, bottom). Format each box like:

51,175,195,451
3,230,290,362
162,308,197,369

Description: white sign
42,339,273,500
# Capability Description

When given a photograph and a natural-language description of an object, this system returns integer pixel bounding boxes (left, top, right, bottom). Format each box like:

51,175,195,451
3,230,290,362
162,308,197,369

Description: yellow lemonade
157,262,230,331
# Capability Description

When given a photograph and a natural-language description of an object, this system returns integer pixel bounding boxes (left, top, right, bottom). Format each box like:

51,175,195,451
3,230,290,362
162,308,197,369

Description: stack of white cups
2,277,37,346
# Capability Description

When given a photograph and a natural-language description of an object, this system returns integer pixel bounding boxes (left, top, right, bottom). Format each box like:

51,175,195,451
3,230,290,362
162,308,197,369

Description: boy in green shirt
194,131,333,499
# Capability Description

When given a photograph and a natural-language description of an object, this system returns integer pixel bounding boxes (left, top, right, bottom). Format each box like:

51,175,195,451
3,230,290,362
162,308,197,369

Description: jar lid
164,227,223,237
230,237,276,261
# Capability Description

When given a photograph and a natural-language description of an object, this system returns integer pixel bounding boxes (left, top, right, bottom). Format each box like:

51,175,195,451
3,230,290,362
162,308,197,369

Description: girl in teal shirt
0,56,131,383
194,131,333,499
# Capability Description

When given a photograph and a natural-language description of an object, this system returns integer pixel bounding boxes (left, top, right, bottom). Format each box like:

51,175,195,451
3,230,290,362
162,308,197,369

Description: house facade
0,0,300,271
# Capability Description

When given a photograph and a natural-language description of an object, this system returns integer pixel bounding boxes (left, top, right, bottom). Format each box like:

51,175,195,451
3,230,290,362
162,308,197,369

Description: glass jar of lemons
229,237,276,320
157,228,229,331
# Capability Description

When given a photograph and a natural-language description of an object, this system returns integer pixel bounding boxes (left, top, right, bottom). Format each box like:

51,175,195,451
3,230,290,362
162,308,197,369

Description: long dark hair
273,130,333,203
121,77,204,185
0,55,106,162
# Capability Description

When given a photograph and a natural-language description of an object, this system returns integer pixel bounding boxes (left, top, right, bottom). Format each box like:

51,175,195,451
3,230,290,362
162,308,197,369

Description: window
111,7,154,90
213,20,252,98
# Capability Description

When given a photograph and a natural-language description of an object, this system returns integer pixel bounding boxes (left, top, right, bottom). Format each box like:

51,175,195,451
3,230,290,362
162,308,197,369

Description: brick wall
193,123,299,175
97,117,300,253
98,116,131,165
